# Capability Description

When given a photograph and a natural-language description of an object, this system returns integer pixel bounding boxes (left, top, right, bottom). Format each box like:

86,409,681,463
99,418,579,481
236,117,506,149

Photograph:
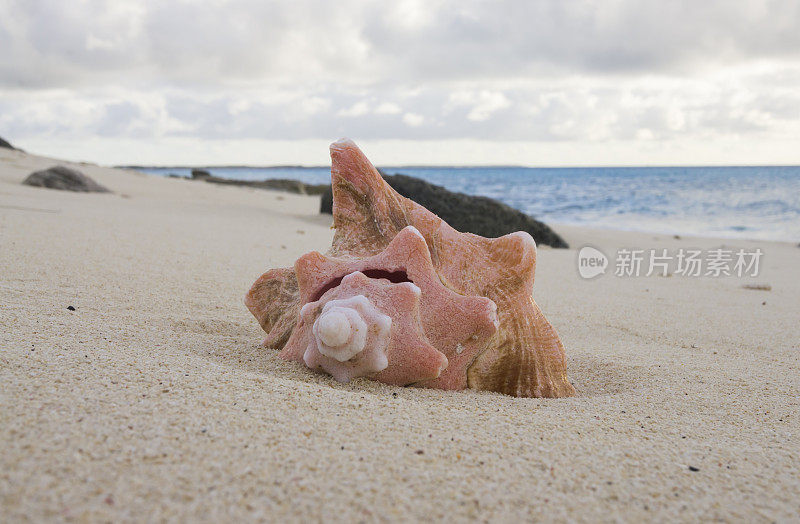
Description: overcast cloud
1,0,799,165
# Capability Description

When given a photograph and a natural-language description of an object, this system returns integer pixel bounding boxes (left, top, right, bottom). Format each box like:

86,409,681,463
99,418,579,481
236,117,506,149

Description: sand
1,147,798,522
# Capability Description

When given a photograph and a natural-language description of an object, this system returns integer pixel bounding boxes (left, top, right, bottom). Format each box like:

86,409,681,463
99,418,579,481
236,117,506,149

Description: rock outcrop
22,165,111,193
200,175,329,195
191,169,211,179
321,173,567,248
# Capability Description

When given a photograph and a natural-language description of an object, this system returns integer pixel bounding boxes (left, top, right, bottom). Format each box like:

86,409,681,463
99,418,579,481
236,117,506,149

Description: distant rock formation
199,175,329,195
22,165,111,193
0,136,15,150
321,173,568,248
180,166,567,247
191,169,212,179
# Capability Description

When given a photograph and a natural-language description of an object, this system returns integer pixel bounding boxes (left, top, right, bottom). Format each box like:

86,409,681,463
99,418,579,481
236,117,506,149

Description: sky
1,0,799,166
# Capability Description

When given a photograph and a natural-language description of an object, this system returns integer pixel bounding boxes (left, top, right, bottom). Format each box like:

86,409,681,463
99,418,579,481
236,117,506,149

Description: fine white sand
1,147,798,522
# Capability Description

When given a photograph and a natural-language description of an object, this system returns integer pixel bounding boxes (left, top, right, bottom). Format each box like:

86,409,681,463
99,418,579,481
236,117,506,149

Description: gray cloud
1,0,799,164
2,0,800,88
3,75,798,143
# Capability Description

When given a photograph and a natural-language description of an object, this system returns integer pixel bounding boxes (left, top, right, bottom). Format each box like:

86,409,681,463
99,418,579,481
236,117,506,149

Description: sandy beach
1,147,798,522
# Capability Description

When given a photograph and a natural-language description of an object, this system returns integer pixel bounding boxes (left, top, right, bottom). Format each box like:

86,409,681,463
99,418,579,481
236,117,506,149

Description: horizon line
118,163,800,170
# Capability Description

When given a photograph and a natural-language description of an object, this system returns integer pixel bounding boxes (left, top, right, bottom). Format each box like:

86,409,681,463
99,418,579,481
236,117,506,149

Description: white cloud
298,96,331,115
375,102,402,115
402,113,425,127
0,0,799,164
448,90,511,121
3,0,800,88
337,101,371,117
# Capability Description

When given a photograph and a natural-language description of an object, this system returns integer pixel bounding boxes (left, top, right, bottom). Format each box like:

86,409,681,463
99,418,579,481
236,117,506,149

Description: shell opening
311,269,412,302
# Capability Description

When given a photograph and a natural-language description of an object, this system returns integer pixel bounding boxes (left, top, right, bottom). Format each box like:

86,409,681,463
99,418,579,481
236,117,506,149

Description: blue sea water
138,165,800,243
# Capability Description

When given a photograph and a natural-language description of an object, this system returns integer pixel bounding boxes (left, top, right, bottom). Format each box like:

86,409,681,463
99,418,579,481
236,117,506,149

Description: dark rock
298,183,330,196
191,169,211,179
238,178,304,193
320,189,332,212
202,176,329,195
22,165,110,193
321,173,568,248
0,136,14,149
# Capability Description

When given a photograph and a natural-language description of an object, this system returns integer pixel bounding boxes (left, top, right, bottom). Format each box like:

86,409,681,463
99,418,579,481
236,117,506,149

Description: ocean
138,165,800,243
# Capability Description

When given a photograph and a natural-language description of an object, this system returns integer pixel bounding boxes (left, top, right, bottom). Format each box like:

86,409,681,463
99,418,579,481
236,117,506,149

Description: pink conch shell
294,225,498,390
246,138,575,398
244,267,298,350
281,271,448,385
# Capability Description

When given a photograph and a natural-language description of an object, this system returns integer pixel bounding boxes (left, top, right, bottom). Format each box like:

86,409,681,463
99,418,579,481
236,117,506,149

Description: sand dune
1,147,798,522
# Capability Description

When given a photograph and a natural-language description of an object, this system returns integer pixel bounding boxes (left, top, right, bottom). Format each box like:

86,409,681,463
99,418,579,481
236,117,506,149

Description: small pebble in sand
688,466,700,472
67,305,75,311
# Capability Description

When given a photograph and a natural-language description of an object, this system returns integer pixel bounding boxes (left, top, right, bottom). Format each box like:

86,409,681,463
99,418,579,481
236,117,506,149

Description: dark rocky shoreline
187,169,329,195
320,173,568,248
0,136,17,150
173,169,568,248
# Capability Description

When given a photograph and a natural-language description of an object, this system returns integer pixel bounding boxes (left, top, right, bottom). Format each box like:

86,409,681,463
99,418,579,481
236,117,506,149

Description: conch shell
246,139,574,398
293,225,499,390
283,271,449,385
